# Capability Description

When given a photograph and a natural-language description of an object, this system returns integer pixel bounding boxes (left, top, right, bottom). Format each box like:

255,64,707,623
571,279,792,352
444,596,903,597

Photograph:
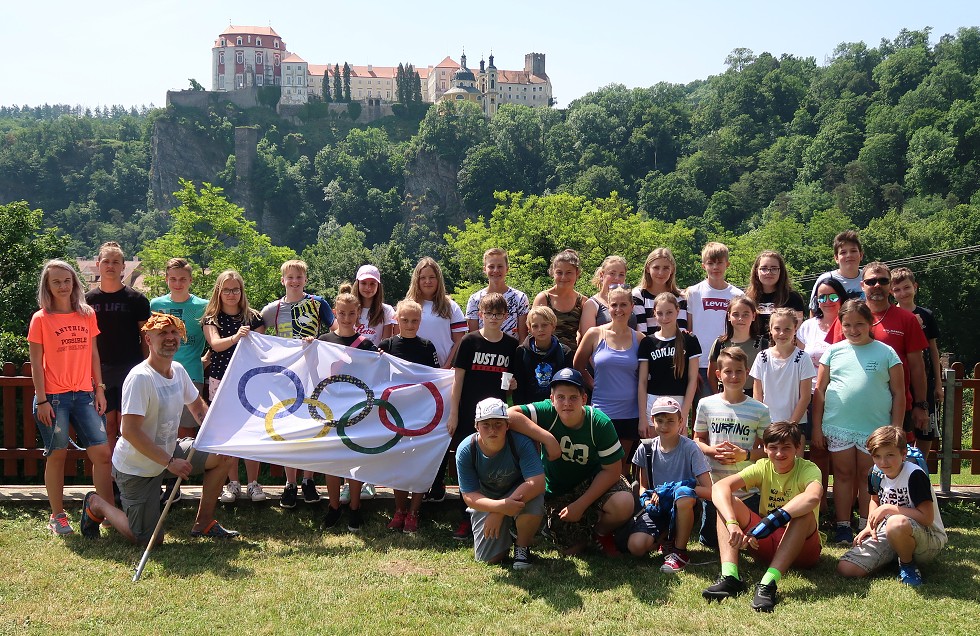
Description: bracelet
725,519,740,526
36,399,49,406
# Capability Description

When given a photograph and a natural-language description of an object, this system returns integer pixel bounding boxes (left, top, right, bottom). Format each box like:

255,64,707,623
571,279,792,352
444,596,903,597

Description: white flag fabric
194,332,453,493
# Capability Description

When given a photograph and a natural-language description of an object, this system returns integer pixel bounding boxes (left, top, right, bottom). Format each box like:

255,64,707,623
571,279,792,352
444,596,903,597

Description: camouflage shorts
545,475,633,550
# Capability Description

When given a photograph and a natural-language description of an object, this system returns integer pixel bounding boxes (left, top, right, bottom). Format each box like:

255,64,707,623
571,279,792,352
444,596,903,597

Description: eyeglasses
220,288,242,295
483,312,505,320
817,293,840,303
758,266,781,274
862,277,890,287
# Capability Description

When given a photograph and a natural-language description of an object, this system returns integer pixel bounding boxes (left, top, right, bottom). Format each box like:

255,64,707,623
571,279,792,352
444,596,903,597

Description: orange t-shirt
27,309,101,394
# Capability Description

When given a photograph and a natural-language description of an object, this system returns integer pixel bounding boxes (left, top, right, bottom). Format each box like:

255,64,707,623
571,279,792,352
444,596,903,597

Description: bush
0,332,29,367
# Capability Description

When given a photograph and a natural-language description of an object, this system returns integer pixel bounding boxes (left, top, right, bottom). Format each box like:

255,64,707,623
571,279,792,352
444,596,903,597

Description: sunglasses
817,293,840,303
863,277,890,287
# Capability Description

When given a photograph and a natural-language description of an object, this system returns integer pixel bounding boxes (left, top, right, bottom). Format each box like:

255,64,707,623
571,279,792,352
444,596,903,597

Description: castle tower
524,52,546,77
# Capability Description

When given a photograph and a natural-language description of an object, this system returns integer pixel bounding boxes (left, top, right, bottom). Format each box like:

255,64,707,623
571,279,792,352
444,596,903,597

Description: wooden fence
940,362,980,491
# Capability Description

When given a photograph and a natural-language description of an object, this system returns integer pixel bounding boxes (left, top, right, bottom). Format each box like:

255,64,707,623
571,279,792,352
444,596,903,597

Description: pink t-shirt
27,309,101,394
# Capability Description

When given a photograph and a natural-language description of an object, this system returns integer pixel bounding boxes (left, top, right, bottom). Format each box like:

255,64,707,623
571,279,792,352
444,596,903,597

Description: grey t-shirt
632,434,710,488
456,431,543,500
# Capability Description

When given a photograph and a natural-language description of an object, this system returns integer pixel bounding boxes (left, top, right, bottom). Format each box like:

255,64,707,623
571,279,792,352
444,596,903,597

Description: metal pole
132,448,196,582
940,369,955,494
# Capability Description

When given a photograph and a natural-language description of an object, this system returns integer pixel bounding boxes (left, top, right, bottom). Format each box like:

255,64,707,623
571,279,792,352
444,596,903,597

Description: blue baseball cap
549,367,584,389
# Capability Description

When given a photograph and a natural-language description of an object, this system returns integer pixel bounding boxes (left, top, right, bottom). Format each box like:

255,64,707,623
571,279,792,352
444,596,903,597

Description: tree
138,180,296,306
0,201,73,338
322,72,332,102
333,64,343,102
301,220,372,300
188,78,205,91
343,63,352,102
396,63,406,103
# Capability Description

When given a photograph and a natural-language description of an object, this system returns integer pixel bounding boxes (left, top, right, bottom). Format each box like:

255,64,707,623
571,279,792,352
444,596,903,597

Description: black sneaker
513,545,533,570
323,505,343,529
751,582,778,612
160,479,181,510
702,575,747,603
80,491,102,539
280,483,298,509
302,478,321,504
347,507,363,532
423,485,446,503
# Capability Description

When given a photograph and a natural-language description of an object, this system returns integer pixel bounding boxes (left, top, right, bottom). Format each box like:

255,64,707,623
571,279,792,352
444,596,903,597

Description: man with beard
76,313,238,544
826,262,929,441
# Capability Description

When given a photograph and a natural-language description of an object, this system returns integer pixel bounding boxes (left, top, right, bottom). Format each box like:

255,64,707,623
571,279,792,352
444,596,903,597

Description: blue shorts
34,392,107,455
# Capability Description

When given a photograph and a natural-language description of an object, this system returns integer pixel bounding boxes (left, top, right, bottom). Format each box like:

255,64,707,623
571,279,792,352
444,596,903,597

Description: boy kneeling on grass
837,425,946,587
456,398,545,569
702,421,823,612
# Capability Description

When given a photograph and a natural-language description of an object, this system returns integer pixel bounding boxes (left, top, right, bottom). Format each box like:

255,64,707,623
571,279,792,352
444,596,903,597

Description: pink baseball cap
650,397,682,416
356,264,381,283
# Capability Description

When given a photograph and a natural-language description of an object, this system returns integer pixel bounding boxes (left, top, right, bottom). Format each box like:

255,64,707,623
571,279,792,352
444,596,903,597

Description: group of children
27,231,948,612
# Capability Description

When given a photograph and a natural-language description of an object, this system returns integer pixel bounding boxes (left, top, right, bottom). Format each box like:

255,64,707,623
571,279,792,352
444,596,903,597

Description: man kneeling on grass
78,313,239,544
702,421,823,612
507,368,635,556
456,398,545,569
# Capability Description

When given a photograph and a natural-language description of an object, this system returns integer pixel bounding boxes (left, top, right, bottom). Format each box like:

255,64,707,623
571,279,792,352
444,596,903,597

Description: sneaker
403,512,420,534
898,562,924,587
280,482,298,509
452,520,472,541
387,510,407,531
80,492,103,539
48,511,74,536
513,545,533,570
751,582,778,612
190,520,240,539
594,532,621,557
246,481,267,502
302,478,321,504
834,525,854,545
339,483,351,505
220,481,241,504
161,479,181,505
661,550,690,573
322,505,342,529
702,575,748,603
423,485,446,503
348,508,363,532
361,483,377,499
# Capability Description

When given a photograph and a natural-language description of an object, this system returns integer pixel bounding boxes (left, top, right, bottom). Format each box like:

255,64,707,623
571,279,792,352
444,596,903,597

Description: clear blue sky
1,0,973,108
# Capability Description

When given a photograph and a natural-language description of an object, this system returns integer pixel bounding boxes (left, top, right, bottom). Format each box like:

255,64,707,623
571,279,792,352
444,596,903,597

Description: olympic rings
378,382,444,437
264,398,335,441
238,366,305,418
307,374,375,427
335,399,402,454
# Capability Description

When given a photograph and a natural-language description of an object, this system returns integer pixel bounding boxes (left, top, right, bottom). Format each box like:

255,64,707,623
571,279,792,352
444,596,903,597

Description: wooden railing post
941,368,956,493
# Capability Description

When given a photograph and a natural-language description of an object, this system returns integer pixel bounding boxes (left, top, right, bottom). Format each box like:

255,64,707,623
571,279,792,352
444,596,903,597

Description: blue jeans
33,391,107,455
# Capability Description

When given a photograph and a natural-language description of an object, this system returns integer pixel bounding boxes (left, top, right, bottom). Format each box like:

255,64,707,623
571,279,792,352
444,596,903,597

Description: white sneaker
220,481,241,503
247,481,267,502
361,483,377,499
339,483,351,505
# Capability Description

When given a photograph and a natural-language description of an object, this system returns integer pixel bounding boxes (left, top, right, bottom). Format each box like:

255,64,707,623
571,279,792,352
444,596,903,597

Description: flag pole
132,447,196,582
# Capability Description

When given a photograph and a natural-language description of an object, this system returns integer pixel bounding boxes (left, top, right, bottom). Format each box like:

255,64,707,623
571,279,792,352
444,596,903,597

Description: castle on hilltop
211,25,553,115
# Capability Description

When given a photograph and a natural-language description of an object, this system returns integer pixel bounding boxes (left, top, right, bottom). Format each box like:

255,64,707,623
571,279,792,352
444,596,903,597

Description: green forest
1,26,979,366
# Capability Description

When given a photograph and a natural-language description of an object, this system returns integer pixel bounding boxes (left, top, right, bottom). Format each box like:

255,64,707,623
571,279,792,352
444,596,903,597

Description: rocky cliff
148,119,230,210
402,149,467,230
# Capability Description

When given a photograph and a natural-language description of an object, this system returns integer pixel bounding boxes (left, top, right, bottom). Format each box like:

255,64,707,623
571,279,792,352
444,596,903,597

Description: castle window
218,52,224,64
218,76,225,89
256,37,262,46
256,52,263,65
236,51,244,65
221,38,226,46
236,37,242,46
274,40,280,49
286,76,292,85
256,75,264,86
235,74,244,88
274,54,281,66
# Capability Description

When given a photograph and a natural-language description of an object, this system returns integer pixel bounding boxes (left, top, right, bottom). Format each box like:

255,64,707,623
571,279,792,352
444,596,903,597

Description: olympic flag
194,333,454,493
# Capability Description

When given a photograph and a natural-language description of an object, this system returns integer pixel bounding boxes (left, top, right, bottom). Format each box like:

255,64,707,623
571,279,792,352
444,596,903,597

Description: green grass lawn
2,499,978,635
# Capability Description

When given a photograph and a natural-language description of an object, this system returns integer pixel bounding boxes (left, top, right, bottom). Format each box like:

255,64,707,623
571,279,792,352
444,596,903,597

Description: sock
721,562,739,579
857,517,868,531
761,567,782,586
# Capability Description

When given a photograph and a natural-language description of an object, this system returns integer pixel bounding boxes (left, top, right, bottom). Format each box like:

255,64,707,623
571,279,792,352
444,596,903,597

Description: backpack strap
644,440,655,489
470,433,524,481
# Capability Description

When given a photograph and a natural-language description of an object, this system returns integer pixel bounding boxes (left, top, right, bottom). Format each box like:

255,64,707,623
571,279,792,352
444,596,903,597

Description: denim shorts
33,391,107,455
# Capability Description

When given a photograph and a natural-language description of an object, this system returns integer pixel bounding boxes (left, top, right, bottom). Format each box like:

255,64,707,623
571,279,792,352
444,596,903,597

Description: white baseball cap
650,397,682,416
474,397,508,423
356,264,381,283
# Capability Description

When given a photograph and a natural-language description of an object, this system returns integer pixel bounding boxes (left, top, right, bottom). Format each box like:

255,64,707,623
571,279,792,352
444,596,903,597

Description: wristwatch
913,401,929,410
96,383,107,390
